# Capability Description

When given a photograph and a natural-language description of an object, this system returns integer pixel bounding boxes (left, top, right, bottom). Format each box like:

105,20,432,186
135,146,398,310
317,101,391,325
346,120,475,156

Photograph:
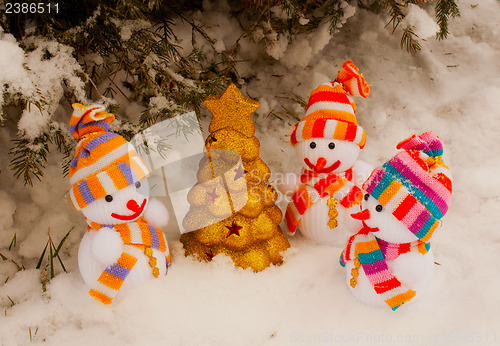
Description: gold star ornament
204,83,260,137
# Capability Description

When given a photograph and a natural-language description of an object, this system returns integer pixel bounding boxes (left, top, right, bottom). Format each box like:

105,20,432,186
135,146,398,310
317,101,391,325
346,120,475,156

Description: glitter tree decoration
180,84,290,271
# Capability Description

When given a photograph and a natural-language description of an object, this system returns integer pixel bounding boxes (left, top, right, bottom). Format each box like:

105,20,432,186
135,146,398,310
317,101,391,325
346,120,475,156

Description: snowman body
78,178,170,295
281,138,373,246
344,248,434,307
344,194,436,307
298,190,360,245
78,230,168,292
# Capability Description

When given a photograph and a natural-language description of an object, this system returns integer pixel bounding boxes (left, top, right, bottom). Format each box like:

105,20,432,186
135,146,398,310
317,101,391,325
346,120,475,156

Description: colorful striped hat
291,60,370,148
68,103,150,210
362,132,453,242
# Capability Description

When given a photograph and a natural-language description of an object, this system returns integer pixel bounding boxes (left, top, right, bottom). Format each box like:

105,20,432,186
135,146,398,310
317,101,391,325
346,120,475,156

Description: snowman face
81,178,150,225
295,138,360,174
359,193,419,243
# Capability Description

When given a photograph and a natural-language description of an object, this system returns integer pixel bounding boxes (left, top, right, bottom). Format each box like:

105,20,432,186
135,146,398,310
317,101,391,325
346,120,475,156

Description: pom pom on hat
68,104,150,211
335,60,370,98
291,60,370,148
363,131,452,242
69,103,115,140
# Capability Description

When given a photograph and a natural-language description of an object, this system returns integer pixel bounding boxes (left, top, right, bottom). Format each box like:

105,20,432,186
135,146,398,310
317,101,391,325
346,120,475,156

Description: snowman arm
276,172,304,196
143,198,169,228
91,227,124,267
351,160,375,188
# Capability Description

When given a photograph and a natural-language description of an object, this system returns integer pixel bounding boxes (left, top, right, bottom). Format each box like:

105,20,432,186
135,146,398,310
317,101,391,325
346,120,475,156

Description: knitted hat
291,60,370,148
362,132,452,242
68,103,150,210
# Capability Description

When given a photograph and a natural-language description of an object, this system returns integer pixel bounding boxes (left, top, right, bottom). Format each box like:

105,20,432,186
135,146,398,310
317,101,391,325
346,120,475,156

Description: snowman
278,61,373,246
68,104,170,304
340,132,452,310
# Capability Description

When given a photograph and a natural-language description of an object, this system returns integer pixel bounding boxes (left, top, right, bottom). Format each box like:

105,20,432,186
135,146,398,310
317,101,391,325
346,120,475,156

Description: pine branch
322,0,348,33
9,135,49,186
383,0,407,33
435,0,460,40
401,25,422,54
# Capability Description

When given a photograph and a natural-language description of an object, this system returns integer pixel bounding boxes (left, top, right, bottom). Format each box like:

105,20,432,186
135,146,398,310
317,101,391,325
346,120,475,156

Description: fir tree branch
435,0,460,40
401,25,422,54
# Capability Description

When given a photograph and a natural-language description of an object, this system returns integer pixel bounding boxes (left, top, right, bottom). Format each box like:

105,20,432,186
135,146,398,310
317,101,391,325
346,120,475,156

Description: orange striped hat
68,104,150,210
291,60,370,148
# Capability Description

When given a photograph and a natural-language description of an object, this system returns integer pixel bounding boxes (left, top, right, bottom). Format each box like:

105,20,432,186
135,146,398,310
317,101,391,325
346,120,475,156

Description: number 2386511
5,3,59,14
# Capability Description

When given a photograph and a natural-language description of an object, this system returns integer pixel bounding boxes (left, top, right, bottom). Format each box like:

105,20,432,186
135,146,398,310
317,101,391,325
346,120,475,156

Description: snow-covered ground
1,0,500,345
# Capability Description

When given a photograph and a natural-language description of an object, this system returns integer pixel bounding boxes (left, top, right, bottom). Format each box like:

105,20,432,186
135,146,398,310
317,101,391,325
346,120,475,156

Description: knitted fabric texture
285,168,363,234
87,218,169,305
362,131,452,242
68,104,150,210
290,60,370,148
339,226,429,311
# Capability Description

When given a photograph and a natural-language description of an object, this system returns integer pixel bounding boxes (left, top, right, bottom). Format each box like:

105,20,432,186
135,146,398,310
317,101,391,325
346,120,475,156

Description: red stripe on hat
311,118,327,138
345,123,358,141
307,90,337,108
393,195,417,221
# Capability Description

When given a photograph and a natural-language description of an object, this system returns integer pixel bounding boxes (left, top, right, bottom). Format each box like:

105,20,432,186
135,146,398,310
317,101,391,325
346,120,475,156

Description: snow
1,1,500,345
0,32,85,138
401,4,440,39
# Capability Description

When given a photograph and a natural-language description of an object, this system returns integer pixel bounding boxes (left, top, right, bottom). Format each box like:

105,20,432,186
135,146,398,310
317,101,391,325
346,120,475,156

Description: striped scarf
284,168,363,234
340,225,430,310
87,218,169,304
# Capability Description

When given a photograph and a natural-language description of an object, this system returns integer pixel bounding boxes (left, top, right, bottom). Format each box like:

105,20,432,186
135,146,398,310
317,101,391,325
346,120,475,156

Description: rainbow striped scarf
285,168,363,234
87,218,169,304
340,226,430,310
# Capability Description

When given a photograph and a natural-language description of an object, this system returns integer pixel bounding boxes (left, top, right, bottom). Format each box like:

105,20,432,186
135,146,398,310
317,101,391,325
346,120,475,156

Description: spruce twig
435,0,460,40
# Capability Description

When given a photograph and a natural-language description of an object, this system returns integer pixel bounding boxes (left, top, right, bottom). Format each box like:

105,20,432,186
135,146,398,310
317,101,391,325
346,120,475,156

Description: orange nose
315,157,327,170
351,209,370,221
126,199,141,212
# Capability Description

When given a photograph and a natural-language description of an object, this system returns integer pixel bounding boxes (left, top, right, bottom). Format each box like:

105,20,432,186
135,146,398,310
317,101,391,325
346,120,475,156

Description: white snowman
340,131,452,310
68,104,170,304
278,61,373,246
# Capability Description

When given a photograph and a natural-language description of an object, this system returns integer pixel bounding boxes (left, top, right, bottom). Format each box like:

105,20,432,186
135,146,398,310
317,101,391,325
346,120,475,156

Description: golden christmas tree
180,84,290,272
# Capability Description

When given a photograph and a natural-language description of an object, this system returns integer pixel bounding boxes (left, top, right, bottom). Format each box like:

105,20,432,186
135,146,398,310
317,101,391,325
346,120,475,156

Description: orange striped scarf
86,218,168,304
284,169,363,234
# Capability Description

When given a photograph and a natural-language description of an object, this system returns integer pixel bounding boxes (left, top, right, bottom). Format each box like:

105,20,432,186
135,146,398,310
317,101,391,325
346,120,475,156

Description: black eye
135,181,141,189
105,195,113,202
364,193,369,201
328,142,335,149
375,205,383,212
310,142,316,149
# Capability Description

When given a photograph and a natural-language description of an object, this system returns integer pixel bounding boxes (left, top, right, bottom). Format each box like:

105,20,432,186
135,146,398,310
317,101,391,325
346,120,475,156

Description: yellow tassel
350,256,362,288
327,196,338,229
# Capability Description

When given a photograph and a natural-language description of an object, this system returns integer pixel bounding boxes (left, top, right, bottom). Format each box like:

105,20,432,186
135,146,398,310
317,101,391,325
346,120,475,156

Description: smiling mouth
304,158,341,173
111,199,147,221
361,220,379,233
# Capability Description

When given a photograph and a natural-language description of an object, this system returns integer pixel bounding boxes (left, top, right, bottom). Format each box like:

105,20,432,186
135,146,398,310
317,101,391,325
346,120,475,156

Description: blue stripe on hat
368,170,393,200
414,215,438,240
382,161,443,219
117,162,134,185
78,180,96,205
85,132,117,152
